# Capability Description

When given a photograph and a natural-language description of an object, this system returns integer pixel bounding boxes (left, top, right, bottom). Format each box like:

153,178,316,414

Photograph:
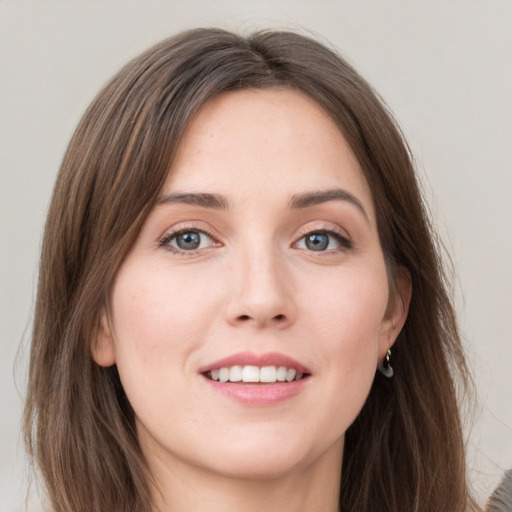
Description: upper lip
200,351,311,374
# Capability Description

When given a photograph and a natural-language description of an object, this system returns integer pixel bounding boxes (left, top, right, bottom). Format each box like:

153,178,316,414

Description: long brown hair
24,28,480,511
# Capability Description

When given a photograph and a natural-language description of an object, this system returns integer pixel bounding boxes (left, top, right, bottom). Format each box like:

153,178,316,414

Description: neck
147,441,343,512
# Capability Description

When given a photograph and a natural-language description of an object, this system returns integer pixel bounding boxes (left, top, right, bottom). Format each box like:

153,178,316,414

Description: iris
305,233,329,251
176,231,201,250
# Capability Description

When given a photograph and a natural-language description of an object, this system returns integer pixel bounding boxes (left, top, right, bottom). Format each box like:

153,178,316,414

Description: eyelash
158,226,218,256
294,225,353,252
158,224,352,256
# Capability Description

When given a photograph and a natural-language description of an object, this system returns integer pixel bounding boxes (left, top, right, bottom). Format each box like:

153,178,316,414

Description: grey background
1,1,511,510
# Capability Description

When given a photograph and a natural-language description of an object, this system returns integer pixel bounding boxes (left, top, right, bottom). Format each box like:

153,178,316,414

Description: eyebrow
289,188,369,221
157,188,368,220
157,192,229,210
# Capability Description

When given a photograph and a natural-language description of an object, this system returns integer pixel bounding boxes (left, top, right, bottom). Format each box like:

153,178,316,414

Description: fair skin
93,88,409,512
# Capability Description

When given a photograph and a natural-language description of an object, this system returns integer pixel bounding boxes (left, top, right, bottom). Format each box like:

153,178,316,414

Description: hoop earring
378,349,394,378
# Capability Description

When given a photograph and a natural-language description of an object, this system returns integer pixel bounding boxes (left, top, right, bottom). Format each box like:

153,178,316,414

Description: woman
24,28,481,511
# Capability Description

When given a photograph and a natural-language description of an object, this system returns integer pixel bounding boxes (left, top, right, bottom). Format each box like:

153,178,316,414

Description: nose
224,246,296,330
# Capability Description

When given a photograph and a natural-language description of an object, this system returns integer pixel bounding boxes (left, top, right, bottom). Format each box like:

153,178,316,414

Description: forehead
164,88,373,216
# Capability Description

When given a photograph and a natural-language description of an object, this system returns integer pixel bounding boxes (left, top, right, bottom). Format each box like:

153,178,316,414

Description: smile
200,352,311,404
206,365,306,383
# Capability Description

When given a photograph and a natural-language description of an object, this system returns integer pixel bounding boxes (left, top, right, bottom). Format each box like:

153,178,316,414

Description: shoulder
486,469,512,512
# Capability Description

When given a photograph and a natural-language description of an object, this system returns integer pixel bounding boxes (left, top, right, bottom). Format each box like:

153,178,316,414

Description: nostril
233,313,288,325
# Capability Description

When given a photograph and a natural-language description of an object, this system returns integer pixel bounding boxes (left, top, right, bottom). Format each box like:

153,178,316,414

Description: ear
91,310,116,367
379,266,412,357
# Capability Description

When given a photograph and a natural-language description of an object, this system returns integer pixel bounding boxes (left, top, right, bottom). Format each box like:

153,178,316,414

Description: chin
208,451,313,481
197,427,342,481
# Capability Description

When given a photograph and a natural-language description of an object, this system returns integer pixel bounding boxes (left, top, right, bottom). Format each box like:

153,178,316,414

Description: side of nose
223,247,296,330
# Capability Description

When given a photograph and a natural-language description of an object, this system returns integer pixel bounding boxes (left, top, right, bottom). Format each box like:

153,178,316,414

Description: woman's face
94,88,405,482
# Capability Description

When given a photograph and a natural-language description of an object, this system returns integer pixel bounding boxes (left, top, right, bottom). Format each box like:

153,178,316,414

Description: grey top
487,470,512,512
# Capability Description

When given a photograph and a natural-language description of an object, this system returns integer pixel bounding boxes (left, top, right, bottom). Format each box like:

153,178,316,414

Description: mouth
203,365,310,384
200,352,311,404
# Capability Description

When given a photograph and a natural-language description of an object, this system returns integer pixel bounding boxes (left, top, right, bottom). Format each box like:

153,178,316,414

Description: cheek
299,264,388,422
108,264,226,440
303,262,389,346
109,263,220,390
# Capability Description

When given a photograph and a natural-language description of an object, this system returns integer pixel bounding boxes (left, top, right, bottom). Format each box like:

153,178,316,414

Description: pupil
305,233,328,251
177,232,200,250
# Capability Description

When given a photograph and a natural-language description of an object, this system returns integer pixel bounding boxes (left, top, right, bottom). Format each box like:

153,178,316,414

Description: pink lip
199,351,311,406
199,351,311,374
202,378,308,405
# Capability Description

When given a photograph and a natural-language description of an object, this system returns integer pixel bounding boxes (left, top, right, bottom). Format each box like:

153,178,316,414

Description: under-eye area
204,365,311,383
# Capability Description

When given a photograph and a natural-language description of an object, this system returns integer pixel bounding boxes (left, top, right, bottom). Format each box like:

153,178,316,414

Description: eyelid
158,224,221,255
293,224,353,251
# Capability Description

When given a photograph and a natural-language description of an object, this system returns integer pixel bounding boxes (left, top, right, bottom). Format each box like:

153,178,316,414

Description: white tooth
285,369,297,382
211,369,220,381
276,366,287,381
260,366,277,383
219,367,229,383
229,365,243,382
295,372,303,381
242,365,260,383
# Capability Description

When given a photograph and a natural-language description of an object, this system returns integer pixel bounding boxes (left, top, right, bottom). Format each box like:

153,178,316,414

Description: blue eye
175,231,201,250
296,230,350,252
161,229,215,252
305,233,329,251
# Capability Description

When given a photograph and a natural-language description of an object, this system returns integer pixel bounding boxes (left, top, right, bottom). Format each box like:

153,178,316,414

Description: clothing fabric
487,470,512,512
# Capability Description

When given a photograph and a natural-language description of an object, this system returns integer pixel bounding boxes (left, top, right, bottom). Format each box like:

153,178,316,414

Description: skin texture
93,88,409,512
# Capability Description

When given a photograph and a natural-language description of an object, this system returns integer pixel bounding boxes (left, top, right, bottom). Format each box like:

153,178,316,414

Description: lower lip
202,375,309,405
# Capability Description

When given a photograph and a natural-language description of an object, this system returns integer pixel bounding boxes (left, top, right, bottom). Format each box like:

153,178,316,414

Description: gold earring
378,349,394,378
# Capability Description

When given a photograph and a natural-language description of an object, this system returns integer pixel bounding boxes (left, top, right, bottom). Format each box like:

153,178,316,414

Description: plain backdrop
1,1,511,510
